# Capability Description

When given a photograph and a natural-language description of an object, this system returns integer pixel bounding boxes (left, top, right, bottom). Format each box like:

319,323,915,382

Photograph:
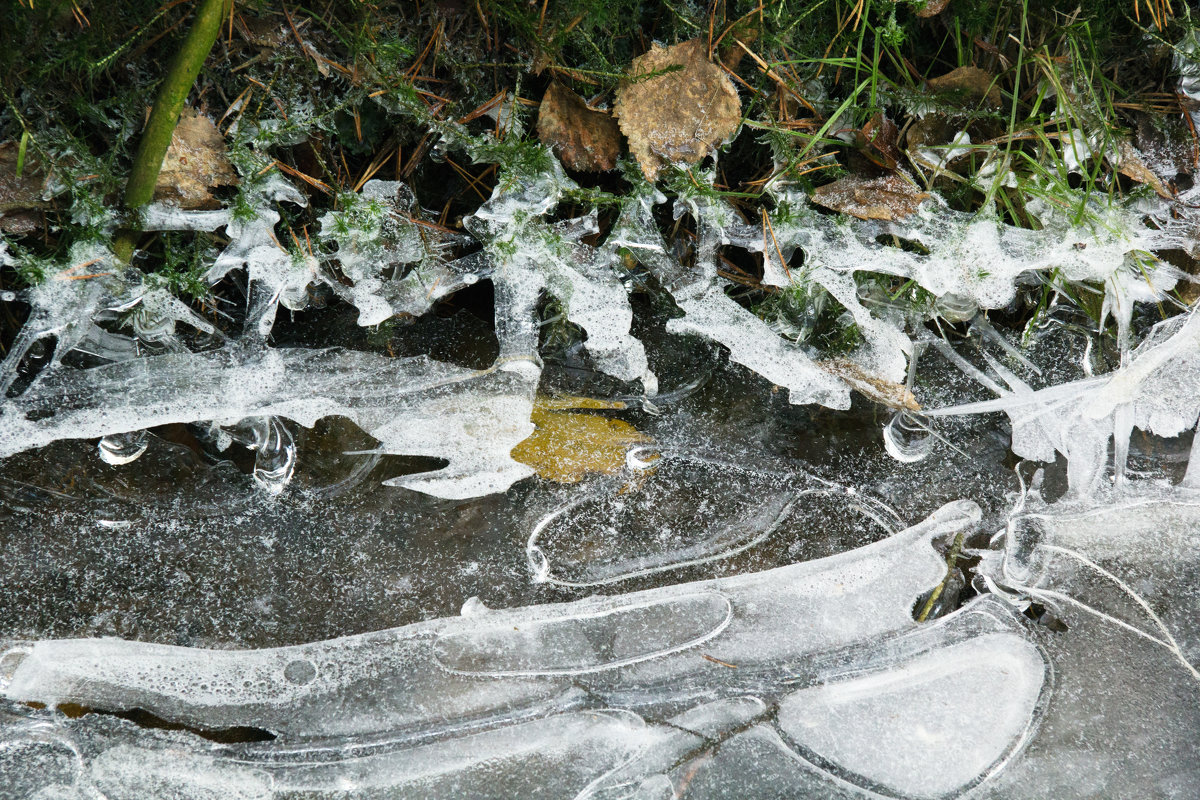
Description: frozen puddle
5,84,1200,794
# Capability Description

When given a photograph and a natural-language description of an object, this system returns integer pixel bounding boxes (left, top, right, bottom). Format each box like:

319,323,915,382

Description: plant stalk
114,0,232,263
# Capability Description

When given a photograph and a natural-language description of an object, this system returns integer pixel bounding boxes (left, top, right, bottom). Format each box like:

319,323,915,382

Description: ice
0,502,977,732
0,346,537,499
22,487,1200,797
980,485,1200,677
143,174,313,339
0,500,1073,798
669,287,849,407
928,308,1200,495
608,173,1178,415
316,180,479,327
5,139,1188,503
777,632,1045,798
971,485,1200,796
465,157,652,389
610,187,849,407
527,452,902,586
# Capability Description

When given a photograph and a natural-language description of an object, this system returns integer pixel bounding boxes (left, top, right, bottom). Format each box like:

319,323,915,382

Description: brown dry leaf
0,141,50,234
925,66,1002,110
1116,139,1172,199
153,107,238,210
857,112,901,170
904,113,958,155
718,24,759,69
614,39,741,181
811,173,930,221
819,359,920,411
511,396,652,483
916,0,951,18
536,82,622,172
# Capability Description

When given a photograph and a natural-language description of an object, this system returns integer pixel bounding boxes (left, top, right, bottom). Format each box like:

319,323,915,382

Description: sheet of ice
981,485,1200,677
669,598,1045,799
777,632,1045,798
0,501,978,741
0,707,678,800
0,511,1060,800
0,346,537,499
973,485,1200,797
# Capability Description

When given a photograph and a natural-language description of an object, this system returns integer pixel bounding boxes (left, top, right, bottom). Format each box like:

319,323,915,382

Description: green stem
916,532,964,623
114,0,232,263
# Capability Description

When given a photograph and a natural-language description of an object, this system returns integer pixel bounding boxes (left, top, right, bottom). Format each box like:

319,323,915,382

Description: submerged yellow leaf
511,396,653,483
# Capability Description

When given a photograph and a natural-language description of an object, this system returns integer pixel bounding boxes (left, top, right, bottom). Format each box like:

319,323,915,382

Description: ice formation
3,118,1194,496
527,451,903,586
928,308,1200,495
0,501,1063,799
970,484,1200,795
0,346,537,500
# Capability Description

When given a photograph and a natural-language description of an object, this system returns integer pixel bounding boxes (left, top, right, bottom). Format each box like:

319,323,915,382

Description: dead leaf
1115,139,1172,199
925,66,1002,110
904,113,958,155
536,82,622,172
857,113,901,170
819,359,920,411
811,173,930,221
153,107,238,210
511,396,652,483
916,0,951,18
614,39,742,181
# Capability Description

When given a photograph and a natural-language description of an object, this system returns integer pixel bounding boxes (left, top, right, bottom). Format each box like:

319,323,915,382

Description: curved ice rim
526,485,904,588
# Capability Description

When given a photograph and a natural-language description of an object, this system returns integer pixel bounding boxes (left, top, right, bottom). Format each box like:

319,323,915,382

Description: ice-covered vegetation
1,144,1195,497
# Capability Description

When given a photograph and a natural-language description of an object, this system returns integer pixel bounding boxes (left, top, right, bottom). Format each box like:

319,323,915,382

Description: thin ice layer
974,485,1200,797
527,453,901,587
0,501,979,740
0,515,1056,800
777,633,1045,799
0,346,537,499
981,485,1200,677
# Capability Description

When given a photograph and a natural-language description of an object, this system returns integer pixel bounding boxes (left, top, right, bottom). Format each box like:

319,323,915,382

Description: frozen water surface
5,138,1200,796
